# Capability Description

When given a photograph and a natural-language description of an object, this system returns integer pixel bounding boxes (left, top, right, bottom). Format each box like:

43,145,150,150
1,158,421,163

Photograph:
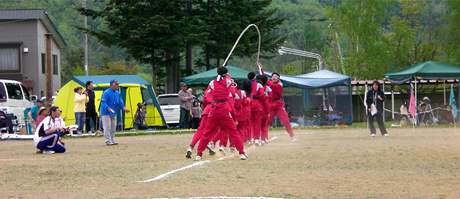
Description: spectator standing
74,87,87,135
85,81,97,134
178,83,193,128
191,100,202,129
99,80,129,145
28,100,44,128
365,81,388,137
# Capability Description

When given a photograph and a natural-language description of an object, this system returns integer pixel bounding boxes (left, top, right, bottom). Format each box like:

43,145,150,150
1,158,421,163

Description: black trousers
368,112,388,135
86,109,98,133
179,107,191,129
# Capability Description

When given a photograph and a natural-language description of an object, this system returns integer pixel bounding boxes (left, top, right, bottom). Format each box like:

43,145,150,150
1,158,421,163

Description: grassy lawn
1,128,460,198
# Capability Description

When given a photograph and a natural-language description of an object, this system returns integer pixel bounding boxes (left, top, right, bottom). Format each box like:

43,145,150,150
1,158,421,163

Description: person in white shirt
34,106,68,154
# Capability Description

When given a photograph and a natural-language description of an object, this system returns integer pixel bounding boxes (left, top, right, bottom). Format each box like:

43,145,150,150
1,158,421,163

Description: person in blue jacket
100,80,129,145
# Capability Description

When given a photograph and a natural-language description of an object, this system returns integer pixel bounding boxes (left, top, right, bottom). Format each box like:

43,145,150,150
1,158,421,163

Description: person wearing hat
178,82,193,129
99,80,129,145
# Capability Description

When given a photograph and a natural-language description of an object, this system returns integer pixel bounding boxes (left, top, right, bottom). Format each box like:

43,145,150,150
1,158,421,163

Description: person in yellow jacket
74,87,88,135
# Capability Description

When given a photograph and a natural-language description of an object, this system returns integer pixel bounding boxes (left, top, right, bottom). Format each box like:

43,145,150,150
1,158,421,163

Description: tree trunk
205,45,211,70
186,42,192,75
185,0,193,76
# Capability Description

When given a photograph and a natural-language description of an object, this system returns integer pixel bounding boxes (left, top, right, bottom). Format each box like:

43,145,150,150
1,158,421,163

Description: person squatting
186,66,296,161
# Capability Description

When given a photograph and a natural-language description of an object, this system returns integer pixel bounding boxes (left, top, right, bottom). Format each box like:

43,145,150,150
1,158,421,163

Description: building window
52,54,58,75
0,47,20,72
41,53,46,74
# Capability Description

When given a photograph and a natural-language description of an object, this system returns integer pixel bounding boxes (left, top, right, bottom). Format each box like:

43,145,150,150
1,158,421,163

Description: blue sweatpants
36,132,66,153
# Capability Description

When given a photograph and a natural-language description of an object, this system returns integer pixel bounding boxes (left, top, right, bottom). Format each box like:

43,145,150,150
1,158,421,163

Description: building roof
0,9,66,48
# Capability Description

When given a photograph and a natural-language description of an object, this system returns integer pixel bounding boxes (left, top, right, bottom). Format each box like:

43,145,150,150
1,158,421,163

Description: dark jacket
86,89,96,113
366,89,385,113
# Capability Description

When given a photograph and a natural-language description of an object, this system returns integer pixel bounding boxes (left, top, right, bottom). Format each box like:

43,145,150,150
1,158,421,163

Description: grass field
1,128,460,199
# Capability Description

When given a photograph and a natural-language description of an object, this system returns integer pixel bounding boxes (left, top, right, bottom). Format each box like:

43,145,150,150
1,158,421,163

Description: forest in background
1,0,460,93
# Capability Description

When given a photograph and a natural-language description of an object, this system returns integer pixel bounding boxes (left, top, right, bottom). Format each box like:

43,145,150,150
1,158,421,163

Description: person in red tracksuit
258,75,272,144
217,77,237,151
250,74,265,145
236,80,252,143
195,67,247,161
268,72,295,140
186,88,216,158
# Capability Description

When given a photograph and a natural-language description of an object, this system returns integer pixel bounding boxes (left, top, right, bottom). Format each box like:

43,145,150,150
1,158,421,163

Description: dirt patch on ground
1,128,460,198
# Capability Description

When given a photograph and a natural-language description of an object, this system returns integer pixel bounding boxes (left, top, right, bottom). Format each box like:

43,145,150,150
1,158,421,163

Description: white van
158,94,181,125
0,80,34,126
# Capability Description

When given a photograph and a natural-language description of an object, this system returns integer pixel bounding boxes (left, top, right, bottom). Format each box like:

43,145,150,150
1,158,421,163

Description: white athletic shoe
194,156,202,161
219,146,225,152
290,136,297,142
240,154,248,160
42,150,55,154
383,133,389,137
370,134,376,137
208,142,215,149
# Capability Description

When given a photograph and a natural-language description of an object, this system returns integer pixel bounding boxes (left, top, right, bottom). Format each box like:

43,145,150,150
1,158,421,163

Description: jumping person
268,72,295,140
195,67,247,161
34,106,68,154
100,80,129,145
250,74,266,145
366,81,388,137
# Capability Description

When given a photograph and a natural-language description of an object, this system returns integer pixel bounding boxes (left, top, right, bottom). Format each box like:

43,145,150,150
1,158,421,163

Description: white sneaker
194,156,202,161
371,134,376,137
208,142,215,149
230,147,236,153
240,154,248,160
383,134,389,137
219,146,224,152
42,150,55,154
290,136,297,142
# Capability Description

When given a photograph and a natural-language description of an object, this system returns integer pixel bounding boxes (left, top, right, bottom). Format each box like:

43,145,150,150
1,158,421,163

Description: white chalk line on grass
152,197,283,199
139,136,279,183
139,160,210,183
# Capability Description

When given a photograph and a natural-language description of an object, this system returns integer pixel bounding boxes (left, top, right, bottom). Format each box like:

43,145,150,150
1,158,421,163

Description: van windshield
158,96,180,106
0,83,6,101
5,83,23,100
21,84,30,101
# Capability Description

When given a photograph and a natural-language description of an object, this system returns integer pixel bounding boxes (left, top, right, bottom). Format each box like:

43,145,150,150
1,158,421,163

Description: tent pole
391,89,395,121
382,80,386,122
444,80,447,105
414,77,418,126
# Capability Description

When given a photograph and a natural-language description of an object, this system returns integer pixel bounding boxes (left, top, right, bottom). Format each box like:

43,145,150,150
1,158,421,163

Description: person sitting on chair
33,106,69,154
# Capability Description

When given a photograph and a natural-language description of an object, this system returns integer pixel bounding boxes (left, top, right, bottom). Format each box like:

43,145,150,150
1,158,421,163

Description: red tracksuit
261,84,272,141
250,80,265,141
196,78,245,156
269,80,294,137
189,89,213,148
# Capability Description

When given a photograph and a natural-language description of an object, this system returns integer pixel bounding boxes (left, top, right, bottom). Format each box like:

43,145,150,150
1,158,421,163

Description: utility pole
45,33,53,100
83,0,89,76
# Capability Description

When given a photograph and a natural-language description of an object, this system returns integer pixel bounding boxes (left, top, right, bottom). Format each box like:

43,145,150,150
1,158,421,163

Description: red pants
269,106,294,137
197,104,244,156
251,110,263,140
237,120,250,142
189,114,208,148
261,113,270,141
